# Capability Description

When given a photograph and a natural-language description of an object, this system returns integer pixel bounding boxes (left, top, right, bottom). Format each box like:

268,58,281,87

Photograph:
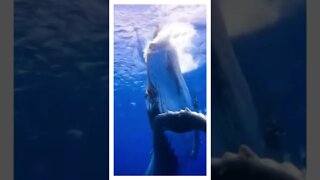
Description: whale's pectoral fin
153,109,206,133
146,109,206,175
212,145,305,180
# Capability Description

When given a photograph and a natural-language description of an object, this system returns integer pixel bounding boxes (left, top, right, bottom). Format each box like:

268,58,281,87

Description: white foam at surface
114,5,207,89
144,22,199,73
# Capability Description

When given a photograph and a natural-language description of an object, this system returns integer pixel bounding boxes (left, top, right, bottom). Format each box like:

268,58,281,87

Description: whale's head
145,40,193,120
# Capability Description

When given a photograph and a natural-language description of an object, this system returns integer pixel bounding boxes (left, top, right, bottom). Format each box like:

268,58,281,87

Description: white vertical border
206,0,212,179
109,0,211,179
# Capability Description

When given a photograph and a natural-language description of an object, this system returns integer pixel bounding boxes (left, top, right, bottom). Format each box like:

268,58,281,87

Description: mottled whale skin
144,40,206,175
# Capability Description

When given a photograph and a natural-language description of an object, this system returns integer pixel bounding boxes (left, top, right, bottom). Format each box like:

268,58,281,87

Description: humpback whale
143,37,207,175
212,0,265,156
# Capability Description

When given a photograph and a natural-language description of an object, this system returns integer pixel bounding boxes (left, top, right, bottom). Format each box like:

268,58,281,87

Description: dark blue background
14,0,109,179
231,4,306,167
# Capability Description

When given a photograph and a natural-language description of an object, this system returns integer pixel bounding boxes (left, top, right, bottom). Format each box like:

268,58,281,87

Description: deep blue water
14,0,306,179
114,64,207,175
14,0,109,179
232,4,306,167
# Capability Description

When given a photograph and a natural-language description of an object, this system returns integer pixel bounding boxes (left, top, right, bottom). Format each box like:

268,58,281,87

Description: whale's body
145,41,194,114
144,40,205,175
142,3,266,173
211,0,265,156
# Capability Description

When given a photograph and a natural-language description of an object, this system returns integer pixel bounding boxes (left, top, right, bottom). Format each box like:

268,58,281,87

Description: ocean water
113,5,207,175
14,0,109,179
230,4,307,168
113,66,207,175
13,0,306,179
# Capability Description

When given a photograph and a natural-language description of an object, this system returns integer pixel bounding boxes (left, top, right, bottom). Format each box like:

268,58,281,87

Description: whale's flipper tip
238,145,259,160
184,107,191,112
